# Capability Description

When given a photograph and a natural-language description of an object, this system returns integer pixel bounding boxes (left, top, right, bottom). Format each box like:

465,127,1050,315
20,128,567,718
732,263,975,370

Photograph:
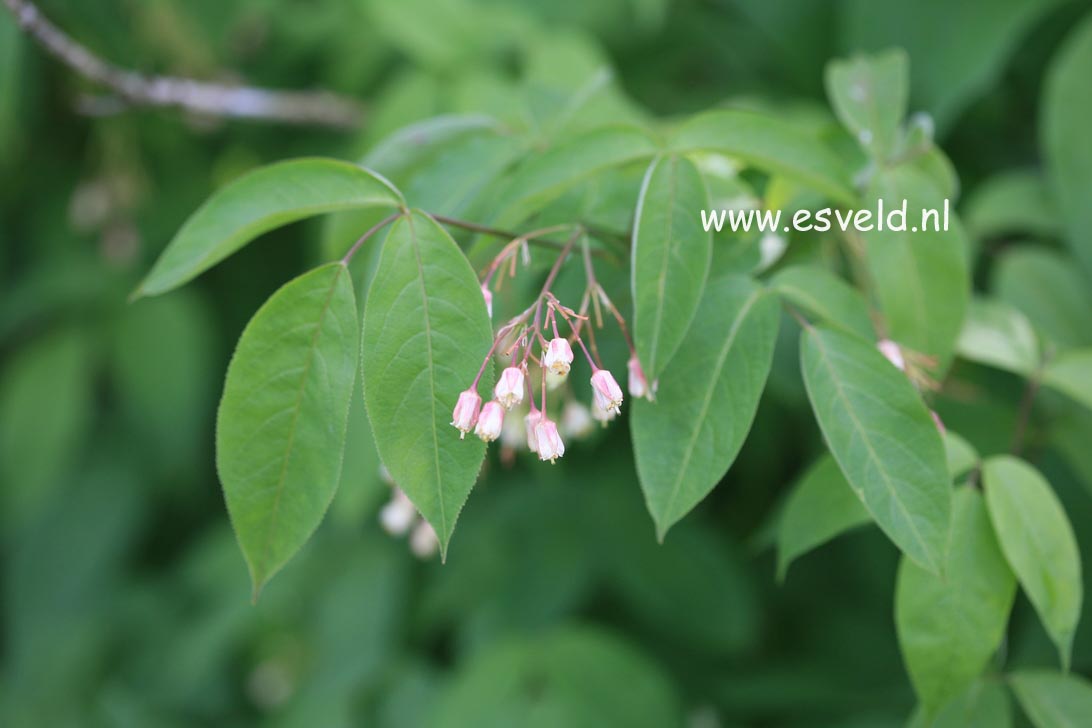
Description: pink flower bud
481,285,493,318
474,401,505,442
525,410,543,453
535,418,565,463
542,337,574,376
450,388,481,439
494,366,525,409
590,369,623,414
877,339,905,372
627,355,650,399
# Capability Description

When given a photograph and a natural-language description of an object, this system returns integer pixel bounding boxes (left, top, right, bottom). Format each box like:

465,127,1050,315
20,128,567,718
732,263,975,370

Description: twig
431,213,611,260
3,0,363,128
341,213,401,264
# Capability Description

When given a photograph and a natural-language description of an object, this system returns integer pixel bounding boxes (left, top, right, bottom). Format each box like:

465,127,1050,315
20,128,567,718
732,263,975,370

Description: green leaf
632,276,779,539
770,265,875,340
956,298,1040,376
362,210,494,556
0,327,93,523
363,113,505,175
800,325,951,573
1043,14,1092,277
112,291,216,470
776,454,870,581
670,110,855,204
825,49,908,161
841,0,1064,132
136,159,402,298
491,125,659,226
431,627,683,728
216,262,359,597
631,154,712,381
895,487,1016,711
864,164,970,370
1042,349,1092,412
944,431,979,480
927,679,1013,728
1010,670,1092,728
963,170,1059,243
992,247,1092,351
982,456,1083,668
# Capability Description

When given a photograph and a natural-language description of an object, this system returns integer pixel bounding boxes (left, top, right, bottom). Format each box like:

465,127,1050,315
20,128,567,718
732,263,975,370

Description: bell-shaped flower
877,339,906,371
494,366,525,409
450,388,481,438
379,488,415,536
542,337,574,376
591,398,617,426
535,417,565,463
590,368,624,414
409,520,439,559
560,399,594,439
525,410,543,453
475,401,505,442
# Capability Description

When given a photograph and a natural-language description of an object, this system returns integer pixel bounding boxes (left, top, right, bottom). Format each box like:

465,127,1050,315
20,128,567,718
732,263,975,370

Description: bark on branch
3,0,364,128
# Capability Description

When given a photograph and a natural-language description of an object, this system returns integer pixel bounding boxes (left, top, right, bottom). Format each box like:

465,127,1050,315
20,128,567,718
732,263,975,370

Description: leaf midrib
257,264,345,580
649,155,678,377
406,213,448,538
659,288,761,529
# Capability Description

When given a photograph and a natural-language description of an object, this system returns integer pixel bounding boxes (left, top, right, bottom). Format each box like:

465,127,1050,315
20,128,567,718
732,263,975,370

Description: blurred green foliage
3,0,1092,725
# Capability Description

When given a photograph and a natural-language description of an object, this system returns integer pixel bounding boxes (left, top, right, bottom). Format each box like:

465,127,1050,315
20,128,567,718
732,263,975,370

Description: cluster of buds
450,230,652,465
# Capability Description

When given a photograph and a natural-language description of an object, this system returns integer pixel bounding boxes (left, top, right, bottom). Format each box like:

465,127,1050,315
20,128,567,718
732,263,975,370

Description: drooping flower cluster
450,229,652,465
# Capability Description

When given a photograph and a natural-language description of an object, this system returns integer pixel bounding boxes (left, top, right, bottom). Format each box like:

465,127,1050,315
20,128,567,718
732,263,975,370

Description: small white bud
409,520,439,559
560,399,594,439
877,339,906,372
379,489,415,536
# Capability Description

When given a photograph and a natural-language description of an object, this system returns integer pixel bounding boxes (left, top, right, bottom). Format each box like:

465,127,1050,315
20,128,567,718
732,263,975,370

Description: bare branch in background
3,0,364,128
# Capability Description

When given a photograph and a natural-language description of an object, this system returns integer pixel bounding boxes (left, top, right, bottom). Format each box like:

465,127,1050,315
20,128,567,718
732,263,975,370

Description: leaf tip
250,578,265,605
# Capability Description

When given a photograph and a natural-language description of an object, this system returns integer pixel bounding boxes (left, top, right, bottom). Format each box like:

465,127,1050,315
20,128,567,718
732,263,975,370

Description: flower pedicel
450,229,646,464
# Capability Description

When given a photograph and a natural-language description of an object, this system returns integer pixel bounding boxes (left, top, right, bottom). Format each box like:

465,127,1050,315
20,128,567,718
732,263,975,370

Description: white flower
474,401,504,442
877,339,906,371
560,400,594,439
591,398,617,426
590,369,624,414
481,285,493,318
409,520,439,559
450,389,481,438
494,366,525,409
627,355,650,400
542,337,574,376
525,410,543,453
535,418,565,463
379,488,415,536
